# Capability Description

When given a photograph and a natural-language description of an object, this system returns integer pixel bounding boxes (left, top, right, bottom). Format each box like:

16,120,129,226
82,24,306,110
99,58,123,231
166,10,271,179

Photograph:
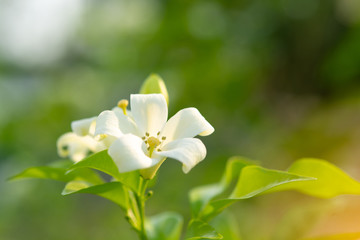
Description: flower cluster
57,93,214,177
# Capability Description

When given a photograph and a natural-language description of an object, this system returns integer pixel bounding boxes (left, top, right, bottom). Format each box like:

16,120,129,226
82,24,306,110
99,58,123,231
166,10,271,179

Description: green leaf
302,232,360,240
146,212,183,240
8,166,103,185
185,220,222,240
283,158,360,198
189,157,254,218
229,166,315,199
67,150,140,192
48,159,73,168
139,73,169,105
62,181,129,210
200,165,314,220
190,157,360,222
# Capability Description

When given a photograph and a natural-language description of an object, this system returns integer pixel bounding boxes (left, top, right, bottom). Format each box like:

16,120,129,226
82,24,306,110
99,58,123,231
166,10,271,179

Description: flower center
147,136,161,148
142,132,166,157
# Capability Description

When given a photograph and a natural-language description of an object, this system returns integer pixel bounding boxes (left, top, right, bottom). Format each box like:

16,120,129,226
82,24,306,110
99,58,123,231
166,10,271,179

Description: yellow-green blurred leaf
284,158,360,198
190,158,360,222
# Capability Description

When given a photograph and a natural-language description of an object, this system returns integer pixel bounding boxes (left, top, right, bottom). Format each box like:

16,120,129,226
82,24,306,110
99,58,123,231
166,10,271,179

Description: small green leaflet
209,212,242,240
146,212,183,240
185,220,223,240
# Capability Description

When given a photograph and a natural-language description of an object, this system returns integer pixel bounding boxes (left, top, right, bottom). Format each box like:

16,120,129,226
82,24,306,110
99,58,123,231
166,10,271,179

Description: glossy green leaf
185,220,222,240
302,232,360,240
190,157,360,222
283,158,360,198
139,73,169,105
200,166,314,220
62,181,129,210
66,150,140,192
146,212,183,240
9,165,103,185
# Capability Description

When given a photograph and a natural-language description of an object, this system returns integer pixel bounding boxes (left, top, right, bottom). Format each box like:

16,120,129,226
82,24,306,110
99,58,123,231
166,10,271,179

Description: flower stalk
135,177,149,240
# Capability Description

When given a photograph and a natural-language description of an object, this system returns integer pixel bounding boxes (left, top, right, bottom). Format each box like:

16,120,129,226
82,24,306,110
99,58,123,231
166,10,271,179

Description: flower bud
139,73,169,105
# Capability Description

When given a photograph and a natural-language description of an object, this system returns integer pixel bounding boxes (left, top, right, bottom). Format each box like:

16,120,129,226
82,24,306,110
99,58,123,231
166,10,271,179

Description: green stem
135,177,149,240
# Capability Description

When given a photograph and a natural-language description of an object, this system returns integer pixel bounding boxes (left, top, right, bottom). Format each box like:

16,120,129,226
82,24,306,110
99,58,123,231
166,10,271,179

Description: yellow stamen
147,136,161,157
147,137,161,148
117,99,129,115
97,134,107,141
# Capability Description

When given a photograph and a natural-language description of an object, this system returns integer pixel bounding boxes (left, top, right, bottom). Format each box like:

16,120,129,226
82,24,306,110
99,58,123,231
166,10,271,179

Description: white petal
57,132,98,162
160,108,214,142
130,94,168,136
99,135,117,148
71,117,96,136
112,109,140,136
94,111,123,138
155,138,207,173
108,134,160,173
112,106,134,119
95,110,138,138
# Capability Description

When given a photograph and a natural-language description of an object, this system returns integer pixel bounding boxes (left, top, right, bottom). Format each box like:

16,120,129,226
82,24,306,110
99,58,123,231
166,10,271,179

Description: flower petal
155,138,207,173
71,117,96,136
57,132,99,162
130,94,168,136
94,111,123,138
160,108,214,142
95,110,138,138
112,108,140,136
108,134,160,173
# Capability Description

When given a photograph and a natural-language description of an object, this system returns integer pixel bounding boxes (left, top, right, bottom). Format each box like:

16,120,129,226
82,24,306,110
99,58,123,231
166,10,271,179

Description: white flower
94,94,214,174
57,117,106,162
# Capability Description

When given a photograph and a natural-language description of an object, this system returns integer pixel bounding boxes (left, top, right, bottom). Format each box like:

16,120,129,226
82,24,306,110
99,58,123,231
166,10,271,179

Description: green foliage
139,74,169,105
146,212,183,240
189,157,360,225
283,158,360,198
8,161,103,185
67,150,141,193
62,181,129,210
185,220,222,240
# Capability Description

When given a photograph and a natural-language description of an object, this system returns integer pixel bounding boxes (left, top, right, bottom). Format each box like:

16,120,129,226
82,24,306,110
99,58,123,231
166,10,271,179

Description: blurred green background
1,0,360,239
